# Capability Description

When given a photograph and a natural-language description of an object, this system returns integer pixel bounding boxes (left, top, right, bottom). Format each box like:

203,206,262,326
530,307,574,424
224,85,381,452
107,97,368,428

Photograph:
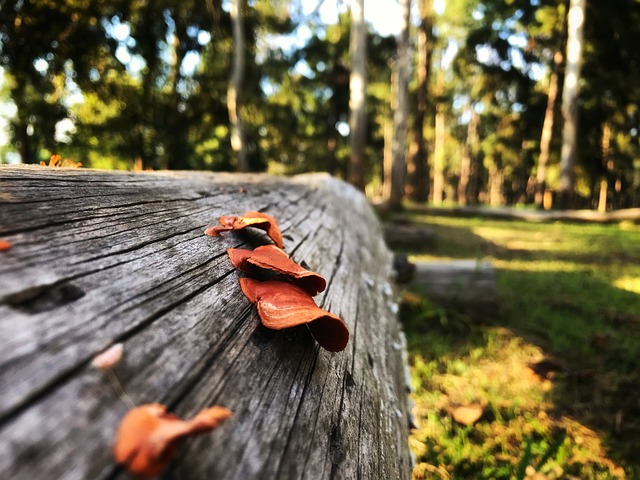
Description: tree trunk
535,49,563,207
0,166,412,480
558,0,586,209
432,103,445,204
348,0,367,191
228,0,249,172
383,80,395,202
406,0,434,203
458,108,479,205
488,157,505,206
389,0,411,210
597,119,612,212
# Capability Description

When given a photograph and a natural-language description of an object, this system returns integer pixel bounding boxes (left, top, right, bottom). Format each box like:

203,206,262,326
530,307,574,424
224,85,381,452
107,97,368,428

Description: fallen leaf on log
205,211,283,248
91,343,124,369
240,278,349,352
228,245,326,296
114,403,232,478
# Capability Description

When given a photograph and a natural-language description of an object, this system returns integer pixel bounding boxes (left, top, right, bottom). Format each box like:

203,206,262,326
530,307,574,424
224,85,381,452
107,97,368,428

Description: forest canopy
1,0,639,210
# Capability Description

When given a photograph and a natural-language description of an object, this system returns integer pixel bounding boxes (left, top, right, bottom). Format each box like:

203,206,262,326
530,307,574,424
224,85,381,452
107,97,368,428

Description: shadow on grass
395,217,640,478
498,267,640,470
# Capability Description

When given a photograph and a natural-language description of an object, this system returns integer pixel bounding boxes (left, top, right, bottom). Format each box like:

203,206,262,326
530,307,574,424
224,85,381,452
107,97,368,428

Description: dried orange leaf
205,211,283,248
91,343,124,369
451,403,484,426
240,278,349,352
0,240,12,252
228,245,326,295
40,154,81,168
114,403,232,478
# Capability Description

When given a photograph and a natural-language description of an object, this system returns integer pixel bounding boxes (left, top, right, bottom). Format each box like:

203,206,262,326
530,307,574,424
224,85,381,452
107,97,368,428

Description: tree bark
432,102,445,204
388,0,411,210
458,108,479,206
535,49,563,208
597,119,612,212
406,0,434,203
348,0,367,191
0,166,412,480
228,0,249,172
558,0,586,209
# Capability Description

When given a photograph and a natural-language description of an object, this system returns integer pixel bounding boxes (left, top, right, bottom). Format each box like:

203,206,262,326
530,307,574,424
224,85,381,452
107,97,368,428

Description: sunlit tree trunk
558,0,586,209
388,0,411,209
597,119,612,212
535,49,563,208
383,100,394,201
458,107,479,205
406,0,433,202
228,0,249,172
432,103,445,204
488,157,505,206
348,0,367,190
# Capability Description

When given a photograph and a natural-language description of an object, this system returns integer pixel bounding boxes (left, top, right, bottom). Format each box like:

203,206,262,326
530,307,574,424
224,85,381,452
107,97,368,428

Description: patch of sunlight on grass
493,259,583,273
613,275,640,294
471,226,566,253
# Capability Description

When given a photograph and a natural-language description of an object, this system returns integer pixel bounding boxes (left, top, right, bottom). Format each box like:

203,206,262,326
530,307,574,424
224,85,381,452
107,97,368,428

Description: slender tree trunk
382,101,394,201
488,156,505,206
228,0,249,172
535,49,563,207
432,103,445,204
167,31,189,170
406,0,433,202
348,0,367,190
458,107,478,205
558,0,586,209
388,0,411,210
597,119,612,212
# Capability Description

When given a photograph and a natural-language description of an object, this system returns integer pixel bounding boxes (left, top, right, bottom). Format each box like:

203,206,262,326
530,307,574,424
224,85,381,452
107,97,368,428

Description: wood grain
0,166,411,480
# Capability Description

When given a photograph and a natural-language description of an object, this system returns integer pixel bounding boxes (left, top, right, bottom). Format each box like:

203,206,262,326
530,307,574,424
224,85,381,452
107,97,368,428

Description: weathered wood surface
410,260,498,317
0,165,411,480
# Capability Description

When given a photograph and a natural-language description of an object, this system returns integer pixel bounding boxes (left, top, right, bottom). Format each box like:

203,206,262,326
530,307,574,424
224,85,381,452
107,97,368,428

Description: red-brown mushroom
240,278,349,352
227,245,326,296
205,211,283,248
113,403,232,478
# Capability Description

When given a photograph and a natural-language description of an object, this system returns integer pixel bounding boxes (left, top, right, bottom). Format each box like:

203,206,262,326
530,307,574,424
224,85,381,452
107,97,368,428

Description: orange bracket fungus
227,245,326,296
205,211,283,248
114,403,233,478
0,240,12,252
240,278,349,352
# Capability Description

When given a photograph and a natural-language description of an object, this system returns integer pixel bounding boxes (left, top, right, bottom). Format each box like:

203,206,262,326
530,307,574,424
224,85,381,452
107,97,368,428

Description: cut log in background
0,166,412,480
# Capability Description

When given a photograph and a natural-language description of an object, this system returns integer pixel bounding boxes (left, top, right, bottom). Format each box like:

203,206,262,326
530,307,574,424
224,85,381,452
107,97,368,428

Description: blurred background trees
1,0,639,210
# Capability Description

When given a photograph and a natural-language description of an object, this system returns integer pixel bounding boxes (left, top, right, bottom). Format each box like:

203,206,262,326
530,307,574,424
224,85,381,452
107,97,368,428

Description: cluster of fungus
108,209,348,478
206,211,349,352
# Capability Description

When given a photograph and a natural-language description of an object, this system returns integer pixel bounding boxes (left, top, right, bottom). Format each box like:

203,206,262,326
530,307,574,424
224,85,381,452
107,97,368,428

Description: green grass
395,214,640,479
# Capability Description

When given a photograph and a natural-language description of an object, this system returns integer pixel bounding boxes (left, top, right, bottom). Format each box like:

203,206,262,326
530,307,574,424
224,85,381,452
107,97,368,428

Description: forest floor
385,211,640,479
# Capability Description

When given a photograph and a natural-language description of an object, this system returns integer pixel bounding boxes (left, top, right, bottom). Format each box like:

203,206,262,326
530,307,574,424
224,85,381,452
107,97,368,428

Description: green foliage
1,0,639,207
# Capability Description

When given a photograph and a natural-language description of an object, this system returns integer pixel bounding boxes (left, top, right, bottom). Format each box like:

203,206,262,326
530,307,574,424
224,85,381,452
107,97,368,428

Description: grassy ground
392,213,640,479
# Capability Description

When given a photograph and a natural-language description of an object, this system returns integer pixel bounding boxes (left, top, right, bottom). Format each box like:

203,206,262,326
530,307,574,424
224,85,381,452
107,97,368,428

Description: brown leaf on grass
114,403,232,478
228,245,326,296
0,240,11,252
450,403,484,426
240,278,349,352
205,211,283,248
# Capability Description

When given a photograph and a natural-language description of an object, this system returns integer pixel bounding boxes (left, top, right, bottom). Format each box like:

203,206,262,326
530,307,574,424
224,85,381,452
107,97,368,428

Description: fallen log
0,166,411,480
410,260,498,318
